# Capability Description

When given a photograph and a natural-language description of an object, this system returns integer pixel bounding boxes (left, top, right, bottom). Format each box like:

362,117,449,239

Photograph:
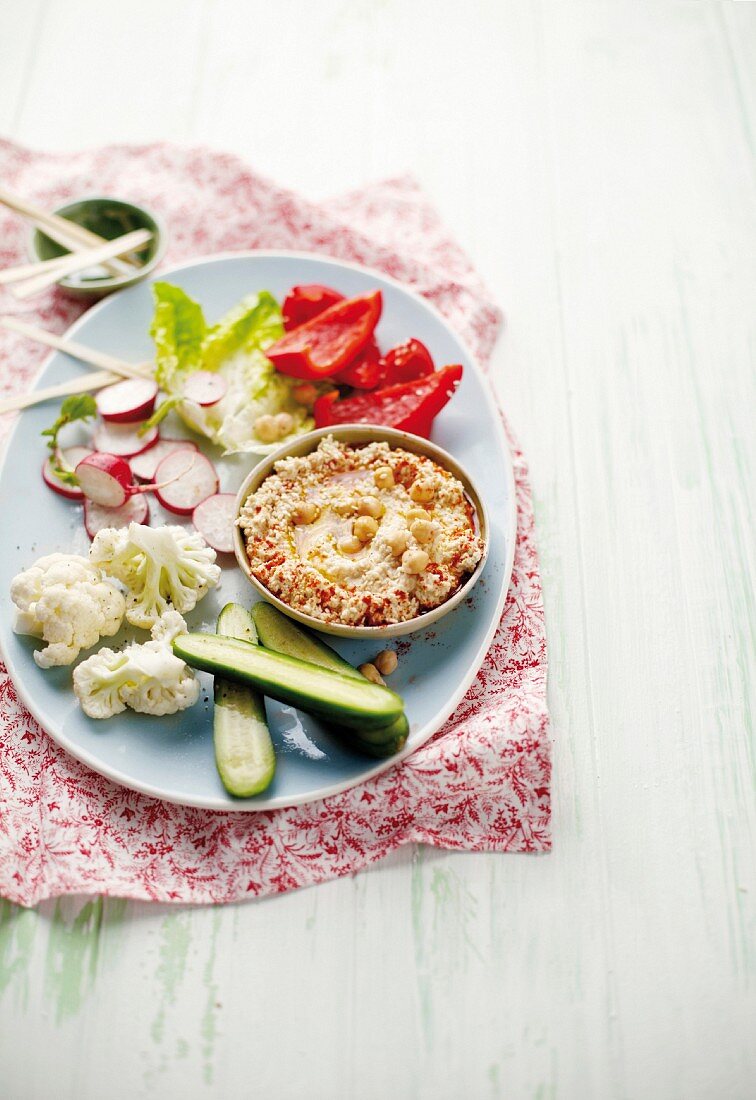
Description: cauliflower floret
72,610,200,719
89,523,221,629
10,553,126,669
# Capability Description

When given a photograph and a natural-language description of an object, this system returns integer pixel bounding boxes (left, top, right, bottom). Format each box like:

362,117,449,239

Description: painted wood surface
0,2,754,1097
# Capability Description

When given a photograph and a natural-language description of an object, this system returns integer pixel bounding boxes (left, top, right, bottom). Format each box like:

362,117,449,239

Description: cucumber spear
213,603,276,797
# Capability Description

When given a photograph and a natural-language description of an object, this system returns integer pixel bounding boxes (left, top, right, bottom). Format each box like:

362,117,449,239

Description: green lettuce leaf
149,283,317,454
150,283,207,388
202,290,284,370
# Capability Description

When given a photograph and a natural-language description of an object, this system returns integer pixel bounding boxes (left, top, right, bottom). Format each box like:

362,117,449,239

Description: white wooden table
1,3,754,1097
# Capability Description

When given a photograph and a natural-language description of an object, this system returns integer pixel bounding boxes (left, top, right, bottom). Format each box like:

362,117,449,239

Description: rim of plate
0,250,517,811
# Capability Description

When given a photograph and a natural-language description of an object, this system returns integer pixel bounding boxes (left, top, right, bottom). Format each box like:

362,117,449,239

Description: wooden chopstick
0,252,86,287
0,189,137,276
0,370,121,414
9,228,152,299
0,315,153,383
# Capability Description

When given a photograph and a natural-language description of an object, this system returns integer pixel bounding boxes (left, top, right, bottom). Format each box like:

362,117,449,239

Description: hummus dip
238,436,484,627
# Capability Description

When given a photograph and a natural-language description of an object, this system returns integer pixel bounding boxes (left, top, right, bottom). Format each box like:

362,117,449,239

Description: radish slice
183,371,227,407
192,494,237,553
130,439,197,482
84,495,150,539
92,420,159,457
154,450,218,515
76,453,133,507
96,378,159,423
42,446,93,500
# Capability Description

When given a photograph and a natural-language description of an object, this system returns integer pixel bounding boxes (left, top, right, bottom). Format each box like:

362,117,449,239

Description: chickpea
337,534,362,554
254,414,281,443
292,501,320,525
410,518,435,545
374,649,398,676
385,528,409,557
274,411,294,437
373,465,395,490
359,662,386,686
402,548,429,575
407,507,430,524
409,477,436,504
358,495,385,519
353,515,379,542
292,383,318,407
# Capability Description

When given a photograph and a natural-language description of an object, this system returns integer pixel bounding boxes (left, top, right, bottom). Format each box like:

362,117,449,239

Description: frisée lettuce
148,282,316,454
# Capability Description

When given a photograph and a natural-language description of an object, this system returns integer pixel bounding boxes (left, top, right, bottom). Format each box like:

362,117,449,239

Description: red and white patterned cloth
0,140,550,906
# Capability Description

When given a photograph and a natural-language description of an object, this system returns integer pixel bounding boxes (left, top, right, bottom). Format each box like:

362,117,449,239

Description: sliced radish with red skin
192,494,237,553
63,445,94,468
129,439,197,482
42,446,93,500
76,452,135,507
182,371,227,407
96,378,159,423
154,450,218,515
92,420,159,457
84,495,150,539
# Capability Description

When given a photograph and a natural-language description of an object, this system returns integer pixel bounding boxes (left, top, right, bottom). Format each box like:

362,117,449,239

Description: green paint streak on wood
533,1085,556,1100
429,864,453,922
430,864,483,964
43,898,103,1024
103,898,128,928
412,853,485,1056
0,900,37,1011
201,910,222,1086
151,911,192,1045
673,269,756,982
410,848,433,1048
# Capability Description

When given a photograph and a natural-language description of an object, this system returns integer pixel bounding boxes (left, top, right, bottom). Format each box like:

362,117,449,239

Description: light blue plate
0,252,515,810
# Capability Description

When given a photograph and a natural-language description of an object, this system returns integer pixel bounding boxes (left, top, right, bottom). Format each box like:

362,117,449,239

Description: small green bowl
28,196,166,299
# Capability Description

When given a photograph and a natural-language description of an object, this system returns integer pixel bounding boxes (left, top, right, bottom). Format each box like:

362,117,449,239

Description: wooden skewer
25,215,134,275
0,370,122,414
9,228,152,299
0,252,89,287
0,189,137,276
0,315,153,384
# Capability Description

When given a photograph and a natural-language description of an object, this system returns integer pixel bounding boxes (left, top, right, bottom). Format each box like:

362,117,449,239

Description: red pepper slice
382,338,434,385
332,338,383,389
313,364,463,438
267,291,383,380
282,284,344,331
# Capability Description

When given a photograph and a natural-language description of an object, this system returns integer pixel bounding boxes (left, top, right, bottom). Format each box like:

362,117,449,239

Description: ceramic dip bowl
233,424,490,640
28,196,166,298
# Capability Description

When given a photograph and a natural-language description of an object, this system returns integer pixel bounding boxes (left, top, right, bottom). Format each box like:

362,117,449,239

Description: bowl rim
232,423,491,639
27,194,167,291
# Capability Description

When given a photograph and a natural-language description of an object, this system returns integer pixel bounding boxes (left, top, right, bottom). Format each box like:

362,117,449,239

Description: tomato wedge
382,339,434,385
282,284,344,331
313,364,463,438
267,291,383,380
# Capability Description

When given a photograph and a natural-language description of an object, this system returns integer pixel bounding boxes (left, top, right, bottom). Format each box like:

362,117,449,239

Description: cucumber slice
332,713,409,758
252,603,363,680
218,602,258,646
213,604,275,797
343,726,409,758
174,632,404,730
251,605,408,755
342,712,409,747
